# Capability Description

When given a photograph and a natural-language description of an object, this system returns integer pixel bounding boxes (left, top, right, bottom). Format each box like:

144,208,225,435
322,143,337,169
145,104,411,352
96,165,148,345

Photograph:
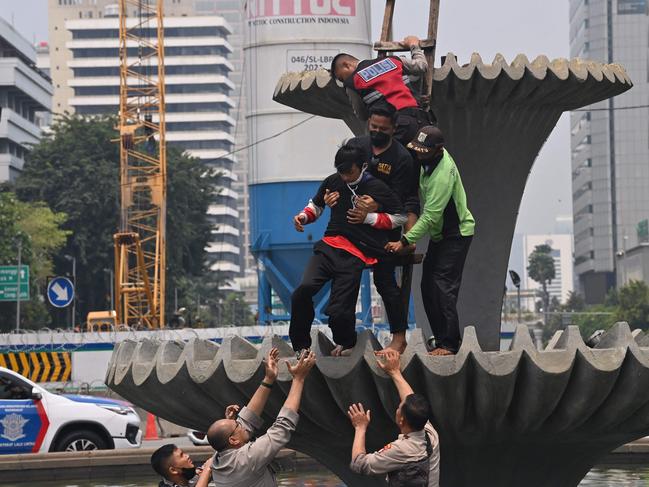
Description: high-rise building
569,0,649,303
523,234,575,305
0,17,52,182
48,1,241,280
192,1,253,277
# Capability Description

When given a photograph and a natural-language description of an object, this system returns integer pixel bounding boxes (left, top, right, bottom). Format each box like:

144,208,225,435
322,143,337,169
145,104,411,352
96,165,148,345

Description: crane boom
114,0,167,328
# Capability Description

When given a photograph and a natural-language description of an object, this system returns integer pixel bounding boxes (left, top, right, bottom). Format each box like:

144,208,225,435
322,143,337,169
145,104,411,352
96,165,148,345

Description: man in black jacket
291,142,406,356
325,107,418,353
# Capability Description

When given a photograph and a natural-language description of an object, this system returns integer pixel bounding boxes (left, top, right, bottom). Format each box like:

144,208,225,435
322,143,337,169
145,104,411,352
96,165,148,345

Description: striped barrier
0,351,71,382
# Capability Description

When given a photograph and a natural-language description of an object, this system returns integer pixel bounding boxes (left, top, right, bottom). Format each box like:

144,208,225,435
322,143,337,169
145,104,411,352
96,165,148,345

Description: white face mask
347,163,368,186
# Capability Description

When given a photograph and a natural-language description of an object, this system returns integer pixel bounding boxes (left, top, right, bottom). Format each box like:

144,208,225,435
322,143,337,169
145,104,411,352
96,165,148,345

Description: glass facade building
569,0,649,302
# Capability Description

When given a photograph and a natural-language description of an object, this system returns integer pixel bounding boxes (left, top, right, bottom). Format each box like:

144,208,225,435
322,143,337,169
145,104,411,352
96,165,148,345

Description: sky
1,0,575,237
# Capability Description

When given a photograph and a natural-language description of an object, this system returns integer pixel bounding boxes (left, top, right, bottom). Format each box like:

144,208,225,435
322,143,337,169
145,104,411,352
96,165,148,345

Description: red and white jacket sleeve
299,199,324,224
363,212,408,230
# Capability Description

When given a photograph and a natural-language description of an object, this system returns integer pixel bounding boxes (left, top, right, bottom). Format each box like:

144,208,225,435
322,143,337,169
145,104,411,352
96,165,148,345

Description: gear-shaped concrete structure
273,53,633,350
107,323,649,487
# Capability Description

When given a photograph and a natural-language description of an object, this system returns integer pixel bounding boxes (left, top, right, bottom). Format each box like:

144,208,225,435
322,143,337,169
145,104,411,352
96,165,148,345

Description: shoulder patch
357,58,398,83
378,443,393,453
377,162,392,175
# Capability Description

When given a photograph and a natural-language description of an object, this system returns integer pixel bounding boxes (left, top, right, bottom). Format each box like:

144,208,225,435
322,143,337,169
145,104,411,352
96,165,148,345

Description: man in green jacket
386,126,475,356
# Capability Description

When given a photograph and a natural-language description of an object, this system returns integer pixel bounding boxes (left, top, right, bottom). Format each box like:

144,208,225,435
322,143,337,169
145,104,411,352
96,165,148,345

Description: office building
0,17,52,182
192,1,253,277
49,1,241,280
569,0,649,302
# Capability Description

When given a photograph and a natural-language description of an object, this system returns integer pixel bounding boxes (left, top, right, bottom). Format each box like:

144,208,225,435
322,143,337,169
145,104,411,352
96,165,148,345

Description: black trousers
421,236,472,353
394,108,434,147
289,241,365,351
373,260,408,334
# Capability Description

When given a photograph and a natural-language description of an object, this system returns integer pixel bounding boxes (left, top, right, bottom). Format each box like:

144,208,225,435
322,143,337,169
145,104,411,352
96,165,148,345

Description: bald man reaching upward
207,348,316,487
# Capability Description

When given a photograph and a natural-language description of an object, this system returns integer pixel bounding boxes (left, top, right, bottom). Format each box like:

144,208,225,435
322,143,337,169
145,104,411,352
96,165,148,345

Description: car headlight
98,404,136,415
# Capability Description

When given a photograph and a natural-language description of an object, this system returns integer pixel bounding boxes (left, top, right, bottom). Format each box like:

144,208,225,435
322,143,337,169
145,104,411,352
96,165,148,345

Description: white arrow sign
51,282,69,302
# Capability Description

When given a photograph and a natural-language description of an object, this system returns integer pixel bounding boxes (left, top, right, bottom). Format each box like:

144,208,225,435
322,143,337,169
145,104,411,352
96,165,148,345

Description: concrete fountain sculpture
273,52,632,351
107,54,646,486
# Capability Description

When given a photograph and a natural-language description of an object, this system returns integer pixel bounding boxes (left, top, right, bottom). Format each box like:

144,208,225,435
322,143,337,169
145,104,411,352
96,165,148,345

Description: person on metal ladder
330,35,433,147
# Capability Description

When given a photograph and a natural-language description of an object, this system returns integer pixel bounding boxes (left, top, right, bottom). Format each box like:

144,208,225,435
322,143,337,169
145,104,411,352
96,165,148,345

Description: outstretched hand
375,349,401,376
286,350,316,380
224,404,240,420
264,347,280,382
348,403,371,430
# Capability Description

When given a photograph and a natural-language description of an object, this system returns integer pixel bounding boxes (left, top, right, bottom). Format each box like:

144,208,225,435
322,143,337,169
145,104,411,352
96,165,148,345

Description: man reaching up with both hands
207,348,316,487
347,350,440,486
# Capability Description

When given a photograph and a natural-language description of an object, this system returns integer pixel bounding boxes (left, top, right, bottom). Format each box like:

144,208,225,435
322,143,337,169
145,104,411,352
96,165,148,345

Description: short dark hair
334,142,365,174
151,443,177,478
401,394,431,430
368,106,397,125
330,53,358,78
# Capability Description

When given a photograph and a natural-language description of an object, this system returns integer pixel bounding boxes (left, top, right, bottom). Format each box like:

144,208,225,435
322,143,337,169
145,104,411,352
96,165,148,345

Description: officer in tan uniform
347,350,440,486
207,348,316,487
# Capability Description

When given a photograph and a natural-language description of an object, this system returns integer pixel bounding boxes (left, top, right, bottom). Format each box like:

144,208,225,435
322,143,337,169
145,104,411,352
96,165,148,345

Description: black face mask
180,467,196,481
369,130,391,148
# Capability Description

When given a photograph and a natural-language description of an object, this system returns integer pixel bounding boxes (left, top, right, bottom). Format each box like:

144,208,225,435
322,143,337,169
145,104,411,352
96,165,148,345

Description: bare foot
428,348,454,356
377,332,407,355
331,345,353,357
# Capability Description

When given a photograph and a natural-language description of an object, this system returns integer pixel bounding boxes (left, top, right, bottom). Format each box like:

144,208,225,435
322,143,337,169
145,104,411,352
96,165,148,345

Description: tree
527,244,555,322
219,293,255,326
563,291,586,312
0,190,69,330
16,114,222,326
616,280,649,330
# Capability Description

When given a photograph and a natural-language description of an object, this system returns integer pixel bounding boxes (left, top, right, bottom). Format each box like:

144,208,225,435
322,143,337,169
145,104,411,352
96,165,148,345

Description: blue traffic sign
47,277,74,308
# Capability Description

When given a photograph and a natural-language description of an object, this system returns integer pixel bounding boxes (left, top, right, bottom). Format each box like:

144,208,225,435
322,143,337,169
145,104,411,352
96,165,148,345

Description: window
0,373,31,400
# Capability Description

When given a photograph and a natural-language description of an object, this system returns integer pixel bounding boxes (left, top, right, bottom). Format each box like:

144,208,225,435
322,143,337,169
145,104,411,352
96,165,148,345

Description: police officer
386,126,475,356
330,36,432,146
207,348,316,487
150,444,213,487
325,107,418,353
347,350,440,486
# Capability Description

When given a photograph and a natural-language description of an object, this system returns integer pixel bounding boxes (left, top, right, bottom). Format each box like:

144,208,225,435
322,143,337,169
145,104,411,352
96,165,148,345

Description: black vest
387,432,433,487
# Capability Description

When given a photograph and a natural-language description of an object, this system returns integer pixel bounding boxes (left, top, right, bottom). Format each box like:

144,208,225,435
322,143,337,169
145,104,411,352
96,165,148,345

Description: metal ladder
374,0,440,108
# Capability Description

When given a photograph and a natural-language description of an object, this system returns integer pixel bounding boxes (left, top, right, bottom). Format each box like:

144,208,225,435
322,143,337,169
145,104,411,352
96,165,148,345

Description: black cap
407,126,445,154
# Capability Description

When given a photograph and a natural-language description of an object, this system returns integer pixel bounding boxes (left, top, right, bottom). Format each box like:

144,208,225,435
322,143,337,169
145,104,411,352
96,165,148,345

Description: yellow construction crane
113,0,167,328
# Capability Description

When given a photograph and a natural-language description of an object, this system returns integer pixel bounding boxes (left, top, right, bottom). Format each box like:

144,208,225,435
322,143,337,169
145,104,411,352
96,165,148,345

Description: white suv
0,367,141,453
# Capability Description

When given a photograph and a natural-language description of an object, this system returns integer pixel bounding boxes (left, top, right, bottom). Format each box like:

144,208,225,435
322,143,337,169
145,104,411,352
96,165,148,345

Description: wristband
400,235,410,246
261,381,274,389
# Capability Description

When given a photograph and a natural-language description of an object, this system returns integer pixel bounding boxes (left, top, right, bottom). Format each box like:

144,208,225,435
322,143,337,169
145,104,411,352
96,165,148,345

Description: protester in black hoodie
290,142,406,356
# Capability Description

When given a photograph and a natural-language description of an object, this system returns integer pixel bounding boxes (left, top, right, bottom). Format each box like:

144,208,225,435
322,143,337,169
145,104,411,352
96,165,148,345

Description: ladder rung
374,39,436,52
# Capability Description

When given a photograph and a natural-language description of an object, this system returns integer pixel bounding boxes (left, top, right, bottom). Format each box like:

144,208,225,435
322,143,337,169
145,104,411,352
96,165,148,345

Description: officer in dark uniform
324,106,419,353
330,36,432,146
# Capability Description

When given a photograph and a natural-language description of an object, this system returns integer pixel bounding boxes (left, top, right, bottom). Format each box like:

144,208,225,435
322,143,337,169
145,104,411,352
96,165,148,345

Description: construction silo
245,0,372,322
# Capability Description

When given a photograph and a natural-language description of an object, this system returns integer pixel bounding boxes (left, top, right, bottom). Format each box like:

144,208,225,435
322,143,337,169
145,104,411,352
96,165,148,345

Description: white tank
244,0,372,320
245,0,372,186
